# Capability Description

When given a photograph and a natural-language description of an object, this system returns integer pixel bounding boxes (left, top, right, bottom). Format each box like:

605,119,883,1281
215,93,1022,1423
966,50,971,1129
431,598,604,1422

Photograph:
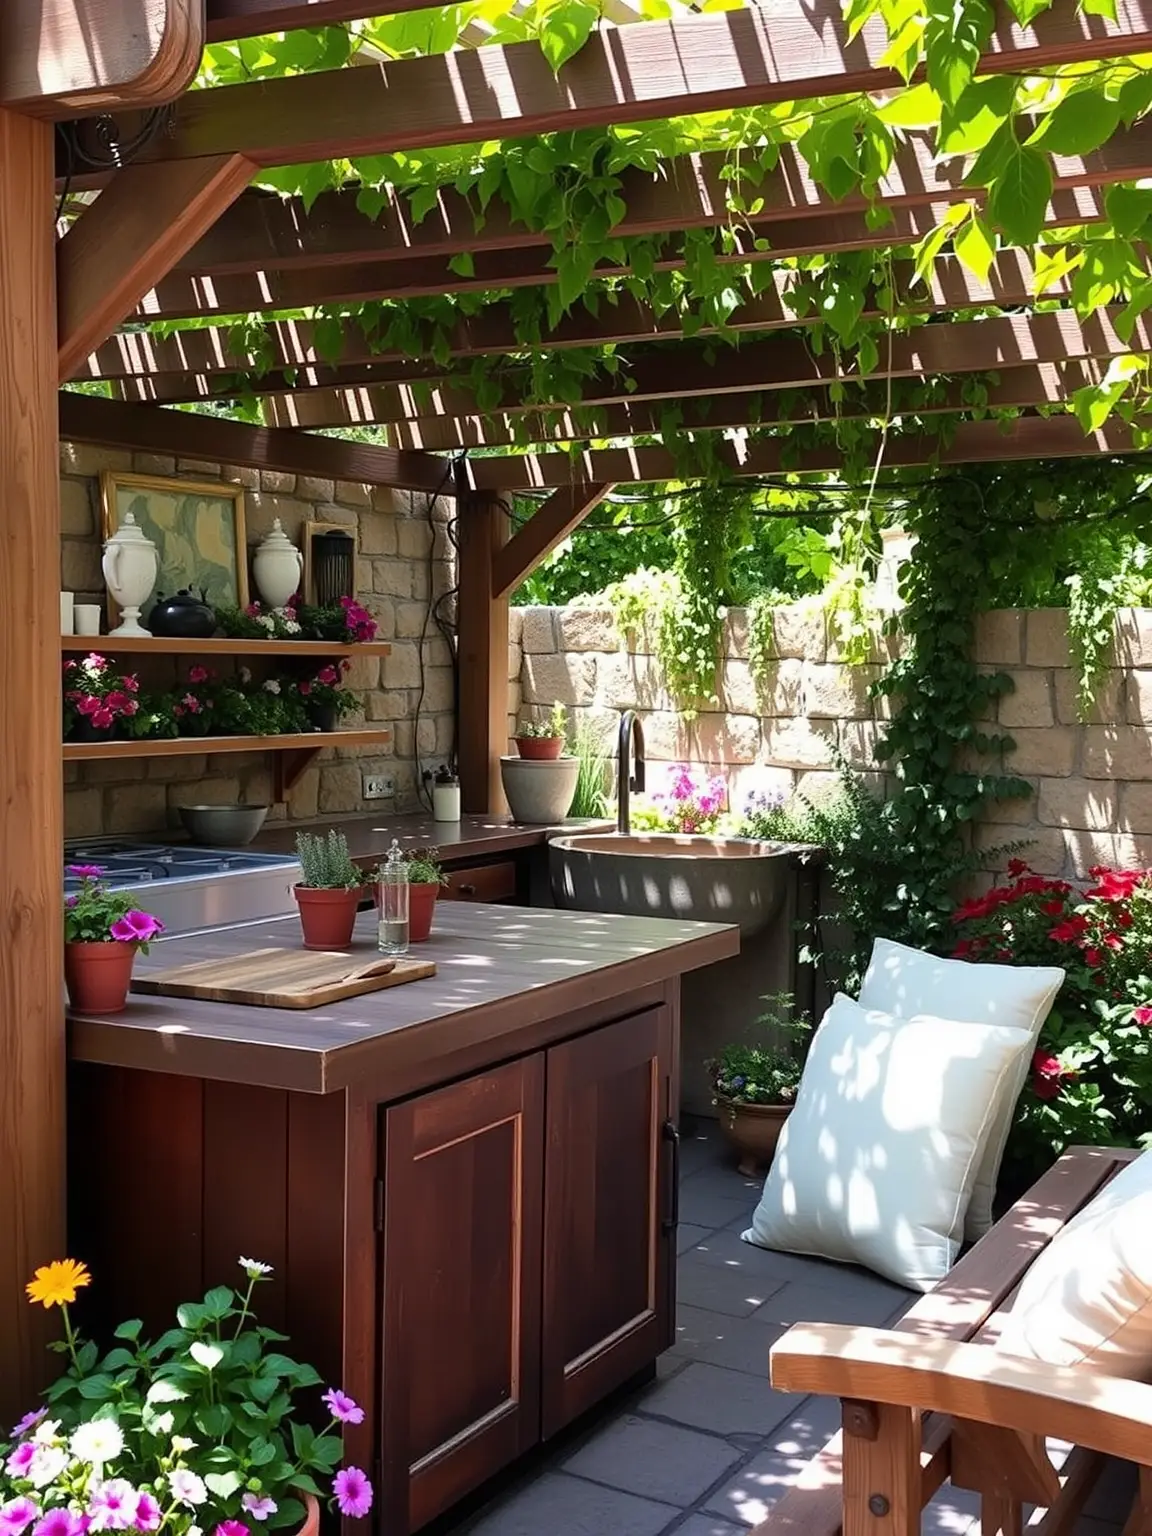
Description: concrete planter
500,754,579,824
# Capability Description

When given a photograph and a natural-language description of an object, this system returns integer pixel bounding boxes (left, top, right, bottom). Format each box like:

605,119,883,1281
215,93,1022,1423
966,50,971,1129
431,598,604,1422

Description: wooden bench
756,1144,1146,1536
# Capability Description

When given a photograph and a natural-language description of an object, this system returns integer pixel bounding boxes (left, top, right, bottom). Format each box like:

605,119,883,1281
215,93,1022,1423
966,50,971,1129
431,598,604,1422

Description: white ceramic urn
253,520,304,610
103,513,159,637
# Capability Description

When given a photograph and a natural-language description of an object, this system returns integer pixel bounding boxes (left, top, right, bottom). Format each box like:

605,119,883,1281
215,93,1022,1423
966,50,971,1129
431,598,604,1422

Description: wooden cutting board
132,947,437,1009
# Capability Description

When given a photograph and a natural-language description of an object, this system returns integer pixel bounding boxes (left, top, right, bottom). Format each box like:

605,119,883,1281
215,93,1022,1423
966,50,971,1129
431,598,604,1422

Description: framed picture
100,471,248,623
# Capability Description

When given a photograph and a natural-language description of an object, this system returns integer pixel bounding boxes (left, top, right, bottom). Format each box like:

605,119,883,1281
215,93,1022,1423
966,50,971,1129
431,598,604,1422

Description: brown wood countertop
68,903,738,1097
251,812,612,867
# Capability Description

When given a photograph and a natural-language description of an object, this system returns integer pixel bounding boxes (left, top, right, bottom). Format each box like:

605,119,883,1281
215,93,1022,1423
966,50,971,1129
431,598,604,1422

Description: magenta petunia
31,1513,85,1536
109,911,163,944
6,1441,36,1477
131,1496,160,1534
187,666,209,685
214,1522,249,1536
332,1469,372,1520
66,866,103,882
0,1498,40,1536
322,1388,364,1426
86,1480,139,1533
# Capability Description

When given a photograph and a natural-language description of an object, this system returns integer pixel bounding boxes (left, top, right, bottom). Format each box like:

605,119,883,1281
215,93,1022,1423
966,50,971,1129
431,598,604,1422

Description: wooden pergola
2,0,1149,1416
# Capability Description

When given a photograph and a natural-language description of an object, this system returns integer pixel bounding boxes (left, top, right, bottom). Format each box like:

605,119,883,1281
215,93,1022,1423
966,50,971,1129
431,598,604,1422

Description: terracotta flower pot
515,735,564,760
296,1495,320,1536
294,885,362,950
714,1094,792,1177
64,940,137,1014
408,881,440,943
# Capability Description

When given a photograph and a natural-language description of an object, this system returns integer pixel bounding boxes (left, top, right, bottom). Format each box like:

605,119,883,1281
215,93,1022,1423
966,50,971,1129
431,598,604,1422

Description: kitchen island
68,903,738,1535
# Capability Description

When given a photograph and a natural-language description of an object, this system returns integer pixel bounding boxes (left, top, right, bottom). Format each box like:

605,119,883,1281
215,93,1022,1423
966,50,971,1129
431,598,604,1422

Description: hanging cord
55,107,175,226
411,456,461,813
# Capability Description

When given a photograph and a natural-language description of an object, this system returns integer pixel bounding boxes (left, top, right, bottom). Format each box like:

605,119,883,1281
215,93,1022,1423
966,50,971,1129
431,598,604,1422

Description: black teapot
147,588,217,639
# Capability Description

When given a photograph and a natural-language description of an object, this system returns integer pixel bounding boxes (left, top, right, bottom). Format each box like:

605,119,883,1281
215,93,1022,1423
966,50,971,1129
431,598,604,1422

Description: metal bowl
177,804,270,848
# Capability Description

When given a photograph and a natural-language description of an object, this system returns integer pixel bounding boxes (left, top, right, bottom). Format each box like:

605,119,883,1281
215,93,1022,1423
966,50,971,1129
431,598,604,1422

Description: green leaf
113,1318,143,1342
77,1374,116,1400
146,1379,187,1405
448,251,475,277
205,1472,244,1500
985,144,1053,246
1029,89,1120,155
876,82,940,126
190,1341,224,1371
954,213,995,282
1104,183,1152,239
538,0,599,73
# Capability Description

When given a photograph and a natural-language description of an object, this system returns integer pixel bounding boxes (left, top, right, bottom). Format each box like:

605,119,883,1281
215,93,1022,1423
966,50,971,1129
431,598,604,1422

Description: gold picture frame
99,471,248,625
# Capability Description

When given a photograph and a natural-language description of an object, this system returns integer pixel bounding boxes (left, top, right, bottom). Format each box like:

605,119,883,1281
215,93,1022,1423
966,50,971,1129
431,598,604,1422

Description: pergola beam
56,156,256,384
104,1,1152,169
206,0,432,42
492,482,615,598
82,249,1063,388
57,392,452,493
256,310,1152,431
458,415,1141,490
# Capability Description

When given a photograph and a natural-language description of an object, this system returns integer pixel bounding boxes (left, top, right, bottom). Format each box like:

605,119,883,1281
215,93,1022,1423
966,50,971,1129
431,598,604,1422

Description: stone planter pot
294,885,361,950
500,754,579,825
714,1094,792,1177
64,940,138,1014
408,881,439,942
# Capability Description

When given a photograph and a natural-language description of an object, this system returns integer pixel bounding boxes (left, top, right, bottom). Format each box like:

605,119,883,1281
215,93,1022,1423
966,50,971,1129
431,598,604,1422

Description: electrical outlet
362,773,395,800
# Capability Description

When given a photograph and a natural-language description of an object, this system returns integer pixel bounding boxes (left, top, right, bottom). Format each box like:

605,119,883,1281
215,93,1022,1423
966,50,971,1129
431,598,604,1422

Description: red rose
1087,869,1145,903
1049,916,1089,944
1032,1074,1063,1101
1007,858,1029,878
1043,900,1065,916
1134,1006,1152,1026
1083,947,1103,969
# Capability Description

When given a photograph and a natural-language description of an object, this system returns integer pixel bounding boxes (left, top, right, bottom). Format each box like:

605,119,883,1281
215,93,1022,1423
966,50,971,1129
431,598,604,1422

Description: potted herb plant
64,865,164,1014
708,993,812,1176
514,702,568,760
1,1254,373,1536
502,703,580,824
294,831,365,950
405,847,448,942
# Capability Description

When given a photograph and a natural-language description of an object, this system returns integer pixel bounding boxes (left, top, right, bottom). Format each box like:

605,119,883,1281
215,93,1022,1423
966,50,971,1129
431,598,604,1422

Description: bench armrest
771,1323,1152,1465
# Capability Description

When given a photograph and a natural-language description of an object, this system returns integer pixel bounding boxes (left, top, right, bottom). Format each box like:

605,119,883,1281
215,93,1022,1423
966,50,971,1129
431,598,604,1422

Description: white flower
242,1495,278,1523
170,1437,197,1454
167,1470,206,1507
32,1421,61,1446
26,1446,68,1489
283,620,301,635
238,666,252,684
69,1420,123,1466
256,614,274,631
262,679,280,695
238,1257,272,1278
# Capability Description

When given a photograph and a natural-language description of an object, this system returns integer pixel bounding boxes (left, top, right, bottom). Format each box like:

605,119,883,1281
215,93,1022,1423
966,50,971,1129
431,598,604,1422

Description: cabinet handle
661,1119,680,1233
457,882,477,895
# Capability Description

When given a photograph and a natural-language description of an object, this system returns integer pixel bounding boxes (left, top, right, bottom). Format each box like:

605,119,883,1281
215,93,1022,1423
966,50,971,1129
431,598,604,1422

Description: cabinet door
381,1057,544,1533
541,1008,677,1437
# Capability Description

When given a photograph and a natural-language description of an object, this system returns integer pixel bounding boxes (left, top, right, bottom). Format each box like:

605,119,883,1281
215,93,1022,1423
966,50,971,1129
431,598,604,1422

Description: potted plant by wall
294,831,365,950
514,701,568,760
297,661,356,733
2,1254,373,1536
405,847,448,942
502,704,581,824
708,993,812,1176
62,654,143,742
64,865,164,1013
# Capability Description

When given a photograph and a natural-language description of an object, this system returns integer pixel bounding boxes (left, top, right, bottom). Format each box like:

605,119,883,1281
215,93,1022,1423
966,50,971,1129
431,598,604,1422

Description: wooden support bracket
492,482,614,599
57,154,256,383
841,1399,920,1536
273,748,320,802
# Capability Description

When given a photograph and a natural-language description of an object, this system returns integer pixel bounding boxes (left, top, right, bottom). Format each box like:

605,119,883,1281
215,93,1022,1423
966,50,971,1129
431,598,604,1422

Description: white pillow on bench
742,994,1032,1291
858,938,1065,1240
998,1149,1152,1375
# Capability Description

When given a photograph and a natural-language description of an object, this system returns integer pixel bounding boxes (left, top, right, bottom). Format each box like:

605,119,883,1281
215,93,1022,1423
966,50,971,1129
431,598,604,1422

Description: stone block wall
61,442,455,840
512,601,1152,879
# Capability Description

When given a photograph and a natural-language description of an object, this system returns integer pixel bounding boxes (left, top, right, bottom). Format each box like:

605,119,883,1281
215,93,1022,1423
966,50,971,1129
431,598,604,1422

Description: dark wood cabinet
380,1057,545,1533
541,1010,676,1437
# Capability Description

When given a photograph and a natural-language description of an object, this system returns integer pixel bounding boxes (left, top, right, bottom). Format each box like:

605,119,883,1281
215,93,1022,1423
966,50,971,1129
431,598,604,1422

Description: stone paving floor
457,1118,1133,1536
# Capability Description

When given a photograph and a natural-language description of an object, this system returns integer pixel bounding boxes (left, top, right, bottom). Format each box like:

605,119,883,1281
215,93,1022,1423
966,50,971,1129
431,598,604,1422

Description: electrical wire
411,454,464,813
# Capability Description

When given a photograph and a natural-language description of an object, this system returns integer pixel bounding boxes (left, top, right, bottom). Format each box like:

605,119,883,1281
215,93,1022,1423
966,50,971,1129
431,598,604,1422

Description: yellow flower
26,1259,91,1309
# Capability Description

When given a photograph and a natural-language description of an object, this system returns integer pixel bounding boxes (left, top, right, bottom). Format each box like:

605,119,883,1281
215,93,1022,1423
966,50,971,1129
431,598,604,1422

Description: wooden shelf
63,729,392,798
61,637,392,657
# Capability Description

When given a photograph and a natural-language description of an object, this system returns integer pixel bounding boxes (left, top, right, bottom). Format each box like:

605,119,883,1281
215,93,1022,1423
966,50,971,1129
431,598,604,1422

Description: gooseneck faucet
617,710,646,835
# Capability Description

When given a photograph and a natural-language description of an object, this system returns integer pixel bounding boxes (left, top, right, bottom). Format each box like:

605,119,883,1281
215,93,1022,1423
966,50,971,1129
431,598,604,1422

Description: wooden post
0,106,64,1420
455,477,509,814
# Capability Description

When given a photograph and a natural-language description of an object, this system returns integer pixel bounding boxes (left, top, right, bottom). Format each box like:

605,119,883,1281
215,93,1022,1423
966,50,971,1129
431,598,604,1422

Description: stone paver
562,1415,743,1507
455,1118,1126,1536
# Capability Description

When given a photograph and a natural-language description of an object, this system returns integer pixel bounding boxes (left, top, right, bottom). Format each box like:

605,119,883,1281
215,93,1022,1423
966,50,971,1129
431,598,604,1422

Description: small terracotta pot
516,735,564,760
64,940,137,1014
408,881,440,943
715,1094,792,1178
296,1494,320,1536
294,885,361,950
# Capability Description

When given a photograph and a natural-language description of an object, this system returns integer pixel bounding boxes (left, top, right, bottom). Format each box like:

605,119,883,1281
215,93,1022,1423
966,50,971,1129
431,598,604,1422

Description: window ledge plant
64,866,163,1016
0,1256,373,1536
708,993,812,1177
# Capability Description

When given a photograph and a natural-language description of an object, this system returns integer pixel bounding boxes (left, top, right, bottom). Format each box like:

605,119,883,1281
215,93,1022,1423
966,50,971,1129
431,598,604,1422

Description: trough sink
548,833,806,938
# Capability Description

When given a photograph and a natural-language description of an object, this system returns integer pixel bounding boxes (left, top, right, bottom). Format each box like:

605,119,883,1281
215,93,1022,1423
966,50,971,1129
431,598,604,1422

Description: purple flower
0,1499,40,1536
108,911,163,944
6,1441,36,1476
322,1388,364,1426
32,1515,85,1536
9,1410,46,1441
239,1496,276,1524
86,1482,138,1533
332,1469,373,1519
67,865,103,880
132,1496,160,1534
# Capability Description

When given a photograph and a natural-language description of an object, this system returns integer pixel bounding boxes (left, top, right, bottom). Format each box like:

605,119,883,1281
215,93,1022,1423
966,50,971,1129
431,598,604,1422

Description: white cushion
742,994,1033,1291
997,1150,1152,1375
858,938,1065,1240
